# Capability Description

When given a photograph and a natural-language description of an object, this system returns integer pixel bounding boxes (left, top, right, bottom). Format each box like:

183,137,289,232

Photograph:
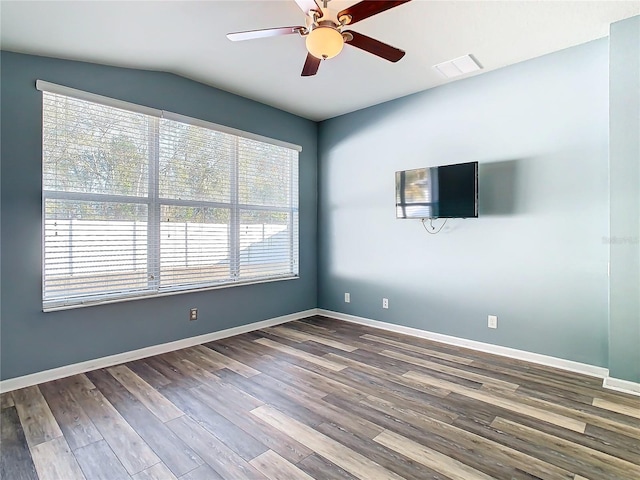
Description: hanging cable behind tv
422,218,448,234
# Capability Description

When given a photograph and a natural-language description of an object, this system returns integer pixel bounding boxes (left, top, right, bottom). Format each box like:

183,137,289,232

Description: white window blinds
41,84,299,310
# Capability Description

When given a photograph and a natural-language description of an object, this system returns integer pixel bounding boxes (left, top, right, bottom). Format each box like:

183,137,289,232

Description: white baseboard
318,309,640,396
4,307,639,398
317,309,611,376
0,309,316,393
603,376,640,396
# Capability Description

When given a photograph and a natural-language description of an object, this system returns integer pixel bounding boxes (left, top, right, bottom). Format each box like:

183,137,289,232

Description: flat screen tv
395,161,478,219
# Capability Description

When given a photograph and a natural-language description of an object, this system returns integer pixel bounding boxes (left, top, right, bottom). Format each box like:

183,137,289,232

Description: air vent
433,54,482,79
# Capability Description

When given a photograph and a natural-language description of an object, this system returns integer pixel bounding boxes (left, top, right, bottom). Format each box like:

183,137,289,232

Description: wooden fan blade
227,26,304,41
338,0,411,25
294,0,322,16
344,30,405,62
301,53,321,76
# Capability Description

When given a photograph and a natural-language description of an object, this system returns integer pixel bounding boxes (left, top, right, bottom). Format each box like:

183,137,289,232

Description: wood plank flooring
1,315,639,480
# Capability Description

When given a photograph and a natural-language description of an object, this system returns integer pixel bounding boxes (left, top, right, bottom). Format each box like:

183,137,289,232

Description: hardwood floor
1,316,639,480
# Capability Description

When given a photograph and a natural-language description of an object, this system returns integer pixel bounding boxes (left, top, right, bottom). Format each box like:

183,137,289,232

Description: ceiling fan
227,0,412,77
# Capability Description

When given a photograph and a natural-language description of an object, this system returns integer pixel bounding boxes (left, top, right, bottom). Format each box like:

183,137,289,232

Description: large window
40,82,299,310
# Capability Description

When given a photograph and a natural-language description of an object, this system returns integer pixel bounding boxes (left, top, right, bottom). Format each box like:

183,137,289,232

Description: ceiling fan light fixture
306,26,344,60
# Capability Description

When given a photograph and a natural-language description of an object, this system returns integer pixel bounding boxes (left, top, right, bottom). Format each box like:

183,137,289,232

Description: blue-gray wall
318,39,610,368
609,16,640,383
0,52,318,381
3,22,639,383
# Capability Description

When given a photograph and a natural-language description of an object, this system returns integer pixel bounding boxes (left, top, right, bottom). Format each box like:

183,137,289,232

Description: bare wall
609,16,640,383
318,39,610,368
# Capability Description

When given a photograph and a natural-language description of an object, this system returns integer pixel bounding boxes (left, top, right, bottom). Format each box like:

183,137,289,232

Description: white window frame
38,81,301,311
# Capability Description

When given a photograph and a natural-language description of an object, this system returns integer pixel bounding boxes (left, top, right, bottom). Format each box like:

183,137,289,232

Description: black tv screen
395,161,478,219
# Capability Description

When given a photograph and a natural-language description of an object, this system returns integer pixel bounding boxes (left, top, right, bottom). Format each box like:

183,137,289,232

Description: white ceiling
1,1,638,121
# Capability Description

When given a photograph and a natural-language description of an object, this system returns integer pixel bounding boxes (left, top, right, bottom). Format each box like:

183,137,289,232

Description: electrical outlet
344,292,350,303
190,308,198,321
383,298,389,309
488,315,497,329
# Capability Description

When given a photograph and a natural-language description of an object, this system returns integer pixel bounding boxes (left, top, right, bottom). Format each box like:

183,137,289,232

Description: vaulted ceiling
1,1,638,120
